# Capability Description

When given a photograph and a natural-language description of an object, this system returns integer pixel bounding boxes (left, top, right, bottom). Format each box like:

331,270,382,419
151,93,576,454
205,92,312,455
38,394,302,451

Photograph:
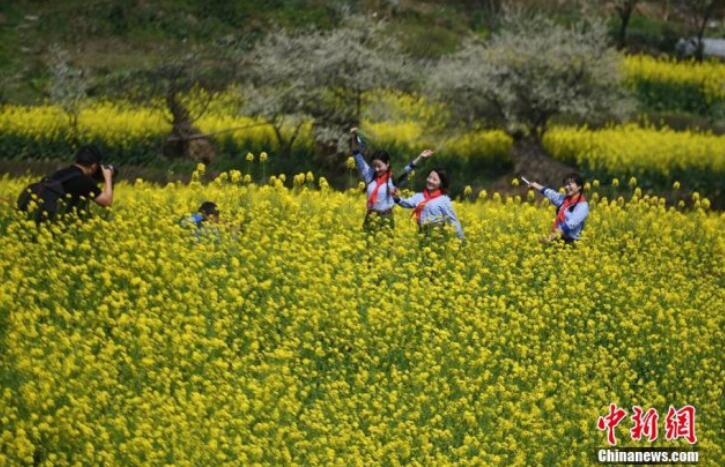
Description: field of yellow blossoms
543,124,725,189
2,102,724,192
623,55,725,104
0,166,722,465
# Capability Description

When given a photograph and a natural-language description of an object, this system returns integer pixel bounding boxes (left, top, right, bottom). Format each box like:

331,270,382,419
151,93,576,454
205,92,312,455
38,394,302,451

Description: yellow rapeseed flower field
544,124,725,184
0,171,722,465
623,55,725,104
3,102,723,190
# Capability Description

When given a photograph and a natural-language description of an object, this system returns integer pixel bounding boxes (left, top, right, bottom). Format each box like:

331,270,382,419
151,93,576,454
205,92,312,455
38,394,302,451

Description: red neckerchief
367,171,391,209
412,189,443,222
553,193,585,230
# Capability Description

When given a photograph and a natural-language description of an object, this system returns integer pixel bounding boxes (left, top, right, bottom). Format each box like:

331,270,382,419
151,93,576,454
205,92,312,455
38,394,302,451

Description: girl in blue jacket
524,173,589,243
350,128,433,230
393,168,464,240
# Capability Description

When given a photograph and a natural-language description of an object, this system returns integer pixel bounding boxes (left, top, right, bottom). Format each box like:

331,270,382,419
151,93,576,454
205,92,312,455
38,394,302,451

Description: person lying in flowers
350,127,434,232
524,173,589,244
393,167,464,240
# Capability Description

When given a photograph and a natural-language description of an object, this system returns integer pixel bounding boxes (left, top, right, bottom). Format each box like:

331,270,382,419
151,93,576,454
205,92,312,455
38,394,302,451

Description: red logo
630,406,659,442
665,405,697,444
597,404,697,446
597,403,628,446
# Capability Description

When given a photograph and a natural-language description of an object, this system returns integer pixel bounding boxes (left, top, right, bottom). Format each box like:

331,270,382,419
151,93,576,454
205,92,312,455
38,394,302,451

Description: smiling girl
525,173,589,243
393,168,464,240
350,128,433,231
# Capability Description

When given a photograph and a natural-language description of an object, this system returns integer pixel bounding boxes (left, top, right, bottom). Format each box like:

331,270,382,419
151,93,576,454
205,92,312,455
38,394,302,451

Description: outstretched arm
394,192,423,209
525,179,564,207
354,151,374,184
396,149,434,188
350,127,373,184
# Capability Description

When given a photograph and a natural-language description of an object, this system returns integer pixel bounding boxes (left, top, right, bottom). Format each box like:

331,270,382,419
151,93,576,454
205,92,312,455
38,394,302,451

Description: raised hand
413,149,434,166
350,127,362,153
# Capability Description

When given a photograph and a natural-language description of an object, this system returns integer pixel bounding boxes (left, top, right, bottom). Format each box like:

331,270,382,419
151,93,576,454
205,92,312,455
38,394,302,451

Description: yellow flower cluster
0,102,513,164
0,103,309,153
364,121,512,163
0,174,721,465
0,103,166,149
623,55,725,104
544,124,725,181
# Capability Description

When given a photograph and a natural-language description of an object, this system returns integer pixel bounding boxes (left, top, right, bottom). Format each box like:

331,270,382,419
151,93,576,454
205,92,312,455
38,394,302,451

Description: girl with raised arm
350,128,433,231
394,168,464,240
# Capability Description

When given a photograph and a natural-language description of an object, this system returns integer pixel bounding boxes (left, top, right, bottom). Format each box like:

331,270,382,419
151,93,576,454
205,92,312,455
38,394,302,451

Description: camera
93,164,119,182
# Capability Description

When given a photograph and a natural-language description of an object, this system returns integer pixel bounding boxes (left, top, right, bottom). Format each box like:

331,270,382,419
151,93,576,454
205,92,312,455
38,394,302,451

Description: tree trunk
617,11,632,50
509,135,576,187
616,1,637,50
694,7,712,63
162,91,215,163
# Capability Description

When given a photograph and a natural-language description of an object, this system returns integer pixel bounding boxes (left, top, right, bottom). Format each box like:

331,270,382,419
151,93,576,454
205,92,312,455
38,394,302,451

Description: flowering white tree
47,45,87,144
241,15,418,163
426,12,632,175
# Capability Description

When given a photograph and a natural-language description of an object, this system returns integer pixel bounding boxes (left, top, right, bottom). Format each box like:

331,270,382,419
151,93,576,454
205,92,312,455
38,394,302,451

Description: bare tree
101,46,239,163
614,0,640,50
674,0,724,62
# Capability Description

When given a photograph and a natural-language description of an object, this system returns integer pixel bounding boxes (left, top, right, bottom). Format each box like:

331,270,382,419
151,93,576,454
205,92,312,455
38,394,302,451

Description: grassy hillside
1,0,721,105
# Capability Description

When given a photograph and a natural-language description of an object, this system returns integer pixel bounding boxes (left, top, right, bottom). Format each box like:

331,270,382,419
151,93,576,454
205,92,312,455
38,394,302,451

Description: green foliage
632,80,719,117
394,18,462,59
609,14,683,54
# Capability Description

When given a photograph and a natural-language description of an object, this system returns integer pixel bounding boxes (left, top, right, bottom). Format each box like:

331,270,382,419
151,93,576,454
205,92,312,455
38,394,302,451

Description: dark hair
430,168,450,193
563,173,584,189
369,150,391,166
199,201,219,217
74,145,103,167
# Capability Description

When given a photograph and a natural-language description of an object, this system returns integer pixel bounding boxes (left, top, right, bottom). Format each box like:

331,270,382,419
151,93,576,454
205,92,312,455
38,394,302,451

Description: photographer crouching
18,145,116,223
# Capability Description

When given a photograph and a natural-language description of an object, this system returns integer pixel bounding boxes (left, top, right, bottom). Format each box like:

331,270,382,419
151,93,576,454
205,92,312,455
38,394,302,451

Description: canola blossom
0,171,722,465
623,54,725,105
544,125,725,189
2,102,723,191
